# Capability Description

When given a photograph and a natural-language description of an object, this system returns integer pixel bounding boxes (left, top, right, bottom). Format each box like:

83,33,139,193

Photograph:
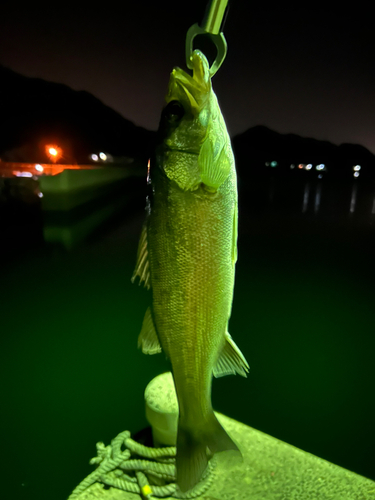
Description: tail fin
176,412,240,493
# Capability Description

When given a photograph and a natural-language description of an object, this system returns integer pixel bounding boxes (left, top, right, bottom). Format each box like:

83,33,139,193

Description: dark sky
1,2,375,152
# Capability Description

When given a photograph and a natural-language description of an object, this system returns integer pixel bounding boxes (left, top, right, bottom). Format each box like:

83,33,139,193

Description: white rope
67,430,216,499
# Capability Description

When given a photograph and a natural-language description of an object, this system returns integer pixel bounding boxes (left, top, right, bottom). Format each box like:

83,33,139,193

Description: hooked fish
132,49,249,493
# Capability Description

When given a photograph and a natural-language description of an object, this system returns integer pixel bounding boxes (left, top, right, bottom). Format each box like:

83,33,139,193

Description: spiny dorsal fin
213,331,249,378
138,307,162,355
131,222,151,290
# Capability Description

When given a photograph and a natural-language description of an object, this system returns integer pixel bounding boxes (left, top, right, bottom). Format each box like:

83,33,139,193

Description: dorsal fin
213,331,249,378
131,222,151,290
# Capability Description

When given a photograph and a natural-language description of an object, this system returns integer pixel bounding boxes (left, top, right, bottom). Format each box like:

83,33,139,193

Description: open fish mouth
166,51,211,114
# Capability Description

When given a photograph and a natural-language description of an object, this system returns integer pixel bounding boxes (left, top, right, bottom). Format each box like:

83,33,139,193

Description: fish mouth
164,147,199,156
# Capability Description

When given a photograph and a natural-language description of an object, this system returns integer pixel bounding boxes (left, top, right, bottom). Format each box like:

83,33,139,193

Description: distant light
13,171,33,177
316,164,325,171
99,152,107,161
265,162,270,167
305,164,313,170
38,192,44,198
45,144,62,162
35,164,44,172
91,154,99,161
353,165,361,171
354,172,360,178
298,164,305,169
270,161,278,167
318,174,323,179
290,164,295,169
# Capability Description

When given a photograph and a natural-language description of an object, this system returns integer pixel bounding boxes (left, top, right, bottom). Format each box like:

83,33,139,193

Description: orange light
45,144,62,163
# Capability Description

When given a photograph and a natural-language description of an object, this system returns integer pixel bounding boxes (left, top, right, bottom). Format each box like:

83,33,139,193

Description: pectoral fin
138,307,162,355
198,122,232,191
213,331,249,378
131,222,151,289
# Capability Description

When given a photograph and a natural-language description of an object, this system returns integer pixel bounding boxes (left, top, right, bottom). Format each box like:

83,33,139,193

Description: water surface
1,172,374,499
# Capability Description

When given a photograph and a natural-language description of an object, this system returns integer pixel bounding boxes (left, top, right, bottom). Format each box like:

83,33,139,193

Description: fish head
156,50,234,192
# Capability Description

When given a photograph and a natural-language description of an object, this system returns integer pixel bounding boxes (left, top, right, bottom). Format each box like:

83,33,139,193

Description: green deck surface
72,412,375,500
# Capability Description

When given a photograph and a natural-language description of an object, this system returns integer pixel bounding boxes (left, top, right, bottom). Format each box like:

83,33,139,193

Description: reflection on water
1,162,375,256
350,184,358,214
314,183,321,214
300,180,371,219
253,178,375,226
302,183,310,213
300,181,360,217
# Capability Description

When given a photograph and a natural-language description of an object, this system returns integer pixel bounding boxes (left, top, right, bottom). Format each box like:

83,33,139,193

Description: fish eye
164,100,184,123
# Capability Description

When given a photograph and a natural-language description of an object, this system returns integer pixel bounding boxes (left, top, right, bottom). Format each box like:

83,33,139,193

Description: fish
132,49,249,493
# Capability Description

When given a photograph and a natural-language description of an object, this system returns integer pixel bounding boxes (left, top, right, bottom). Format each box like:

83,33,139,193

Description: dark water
1,173,374,499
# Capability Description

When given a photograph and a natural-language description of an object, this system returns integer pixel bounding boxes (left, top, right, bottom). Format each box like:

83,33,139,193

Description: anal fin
213,331,249,378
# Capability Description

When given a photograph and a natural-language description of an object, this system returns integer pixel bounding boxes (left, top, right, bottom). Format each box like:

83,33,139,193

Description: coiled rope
67,430,216,499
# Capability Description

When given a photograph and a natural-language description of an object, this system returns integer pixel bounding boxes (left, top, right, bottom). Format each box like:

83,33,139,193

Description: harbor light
99,152,107,161
35,164,44,172
45,144,62,162
305,164,313,170
270,161,278,167
354,172,360,178
13,171,33,177
316,164,325,171
353,165,361,171
91,154,99,161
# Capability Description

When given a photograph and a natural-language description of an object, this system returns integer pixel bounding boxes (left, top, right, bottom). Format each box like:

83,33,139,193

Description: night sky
1,2,375,152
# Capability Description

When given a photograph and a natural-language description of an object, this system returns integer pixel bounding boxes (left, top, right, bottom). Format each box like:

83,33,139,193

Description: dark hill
232,125,375,181
1,66,374,180
0,65,156,164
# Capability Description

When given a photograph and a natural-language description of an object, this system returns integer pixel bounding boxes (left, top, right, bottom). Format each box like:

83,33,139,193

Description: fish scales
132,50,249,493
149,170,236,416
